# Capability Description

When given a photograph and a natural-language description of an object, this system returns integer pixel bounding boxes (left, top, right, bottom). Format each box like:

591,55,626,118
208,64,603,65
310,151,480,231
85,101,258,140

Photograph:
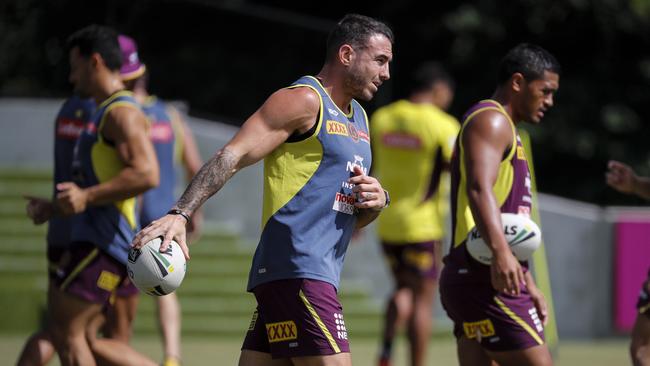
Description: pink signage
615,218,650,332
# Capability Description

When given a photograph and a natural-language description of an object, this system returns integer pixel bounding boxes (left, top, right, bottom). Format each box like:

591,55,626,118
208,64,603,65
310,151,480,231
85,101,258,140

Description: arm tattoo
174,148,238,214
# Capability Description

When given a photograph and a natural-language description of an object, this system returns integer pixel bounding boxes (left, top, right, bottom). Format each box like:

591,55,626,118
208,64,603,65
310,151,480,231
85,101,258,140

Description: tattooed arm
132,86,321,258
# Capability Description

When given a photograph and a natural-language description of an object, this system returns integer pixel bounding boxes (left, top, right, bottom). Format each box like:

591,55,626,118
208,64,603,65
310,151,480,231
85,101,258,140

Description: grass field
2,333,630,365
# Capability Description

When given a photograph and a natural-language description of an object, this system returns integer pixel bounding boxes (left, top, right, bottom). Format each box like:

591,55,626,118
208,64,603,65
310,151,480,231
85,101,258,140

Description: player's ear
339,44,354,67
89,52,103,70
511,73,525,92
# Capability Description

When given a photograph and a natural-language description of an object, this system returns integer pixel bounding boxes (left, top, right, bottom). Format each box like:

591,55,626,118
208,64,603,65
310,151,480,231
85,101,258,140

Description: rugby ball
466,213,541,265
127,237,186,296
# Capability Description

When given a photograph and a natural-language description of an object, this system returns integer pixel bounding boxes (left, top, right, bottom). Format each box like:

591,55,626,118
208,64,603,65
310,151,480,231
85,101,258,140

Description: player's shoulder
105,101,146,127
433,109,460,133
268,85,321,117
461,108,512,145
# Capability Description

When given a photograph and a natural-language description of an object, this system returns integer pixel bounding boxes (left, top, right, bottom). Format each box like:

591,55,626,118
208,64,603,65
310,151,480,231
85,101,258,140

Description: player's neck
94,73,126,105
409,91,434,105
491,88,519,125
133,87,150,104
316,67,353,115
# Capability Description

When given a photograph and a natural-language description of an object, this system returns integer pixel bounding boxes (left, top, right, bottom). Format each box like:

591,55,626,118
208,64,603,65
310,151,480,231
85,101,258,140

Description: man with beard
132,13,393,366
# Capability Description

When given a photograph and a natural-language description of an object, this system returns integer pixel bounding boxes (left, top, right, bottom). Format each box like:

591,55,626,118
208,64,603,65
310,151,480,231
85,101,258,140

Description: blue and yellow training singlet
443,99,533,284
247,76,372,291
139,96,181,227
48,96,95,247
70,91,142,264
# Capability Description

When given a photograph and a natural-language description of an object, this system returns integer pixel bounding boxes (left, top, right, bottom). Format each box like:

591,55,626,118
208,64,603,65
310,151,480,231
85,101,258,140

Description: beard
344,67,373,101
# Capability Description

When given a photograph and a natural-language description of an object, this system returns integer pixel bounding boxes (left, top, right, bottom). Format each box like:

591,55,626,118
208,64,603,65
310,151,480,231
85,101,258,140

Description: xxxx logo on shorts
463,319,496,339
265,320,298,343
148,246,174,277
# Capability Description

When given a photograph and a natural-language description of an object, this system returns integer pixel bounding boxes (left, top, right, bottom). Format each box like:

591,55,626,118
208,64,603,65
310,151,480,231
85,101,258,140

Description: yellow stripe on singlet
261,84,324,229
493,296,544,346
59,248,99,290
453,100,518,247
93,96,142,229
298,289,341,353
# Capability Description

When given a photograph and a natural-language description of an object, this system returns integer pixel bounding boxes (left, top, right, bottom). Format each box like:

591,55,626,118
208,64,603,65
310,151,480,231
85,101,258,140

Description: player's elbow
145,166,160,189
137,164,159,191
466,181,491,205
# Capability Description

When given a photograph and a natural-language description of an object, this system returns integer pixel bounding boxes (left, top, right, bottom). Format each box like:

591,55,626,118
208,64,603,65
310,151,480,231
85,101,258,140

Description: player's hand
349,166,386,211
55,182,88,215
132,214,190,260
24,195,54,225
490,248,524,296
606,160,637,194
528,285,548,326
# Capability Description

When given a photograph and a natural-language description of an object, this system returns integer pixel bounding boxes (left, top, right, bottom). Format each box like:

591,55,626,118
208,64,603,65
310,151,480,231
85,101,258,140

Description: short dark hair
409,61,455,94
66,25,122,71
497,43,561,84
326,14,394,60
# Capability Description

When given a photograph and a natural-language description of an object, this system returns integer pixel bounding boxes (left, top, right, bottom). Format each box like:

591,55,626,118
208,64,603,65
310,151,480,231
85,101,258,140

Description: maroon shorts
242,279,350,359
115,277,139,298
440,283,545,352
637,269,650,318
381,240,439,280
52,242,128,305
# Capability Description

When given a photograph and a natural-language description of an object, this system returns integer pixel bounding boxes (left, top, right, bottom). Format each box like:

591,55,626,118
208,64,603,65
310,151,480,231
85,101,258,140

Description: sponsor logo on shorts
529,308,544,333
326,120,348,136
266,320,298,343
463,319,496,340
96,270,121,292
334,313,348,340
248,310,258,331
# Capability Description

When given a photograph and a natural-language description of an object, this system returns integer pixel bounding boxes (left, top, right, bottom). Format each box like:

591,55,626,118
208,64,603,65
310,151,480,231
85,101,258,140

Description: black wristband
167,209,191,224
383,189,391,208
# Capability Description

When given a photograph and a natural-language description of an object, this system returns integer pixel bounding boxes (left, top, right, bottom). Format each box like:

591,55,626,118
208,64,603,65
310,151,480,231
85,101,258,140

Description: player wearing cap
44,25,159,366
98,34,203,366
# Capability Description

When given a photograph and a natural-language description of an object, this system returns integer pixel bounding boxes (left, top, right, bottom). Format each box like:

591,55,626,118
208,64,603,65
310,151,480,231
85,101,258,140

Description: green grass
0,333,630,366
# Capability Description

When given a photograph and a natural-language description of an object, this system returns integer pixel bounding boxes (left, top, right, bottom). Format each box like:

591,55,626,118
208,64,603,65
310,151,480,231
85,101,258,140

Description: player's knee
392,288,413,309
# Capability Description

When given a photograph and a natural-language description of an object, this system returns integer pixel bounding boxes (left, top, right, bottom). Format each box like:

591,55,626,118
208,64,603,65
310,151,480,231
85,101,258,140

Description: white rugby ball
127,237,186,296
466,213,542,265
